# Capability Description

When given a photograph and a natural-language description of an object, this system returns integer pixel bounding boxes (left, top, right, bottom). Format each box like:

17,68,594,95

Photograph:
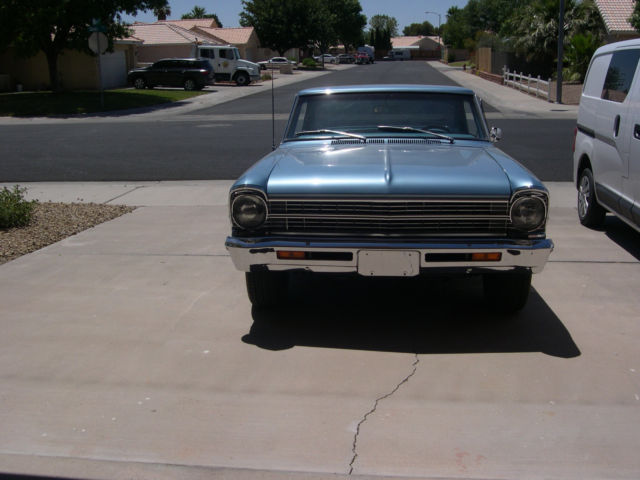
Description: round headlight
231,194,267,230
510,196,546,231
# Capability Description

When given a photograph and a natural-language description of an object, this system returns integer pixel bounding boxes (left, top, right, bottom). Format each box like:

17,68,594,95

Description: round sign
88,32,108,54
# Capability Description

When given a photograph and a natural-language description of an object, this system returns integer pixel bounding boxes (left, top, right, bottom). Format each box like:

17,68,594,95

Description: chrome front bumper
225,237,554,275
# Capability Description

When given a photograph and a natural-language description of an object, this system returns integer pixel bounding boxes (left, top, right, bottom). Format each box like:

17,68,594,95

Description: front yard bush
0,185,37,228
302,58,318,68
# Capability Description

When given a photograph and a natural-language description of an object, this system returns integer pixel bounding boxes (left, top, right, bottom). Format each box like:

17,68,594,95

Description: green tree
153,3,171,20
442,6,470,49
0,0,169,92
564,32,601,81
403,21,435,37
369,15,398,37
505,0,605,77
181,5,223,26
240,0,320,55
630,0,640,32
327,0,366,51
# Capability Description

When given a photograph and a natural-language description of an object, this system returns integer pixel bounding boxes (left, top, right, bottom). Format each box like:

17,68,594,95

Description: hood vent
331,138,446,146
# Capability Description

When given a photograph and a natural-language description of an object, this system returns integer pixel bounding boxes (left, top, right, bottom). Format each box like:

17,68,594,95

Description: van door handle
614,115,621,137
634,124,640,140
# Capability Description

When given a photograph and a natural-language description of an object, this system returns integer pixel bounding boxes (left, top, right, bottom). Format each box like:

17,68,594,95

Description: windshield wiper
295,129,366,142
377,125,454,144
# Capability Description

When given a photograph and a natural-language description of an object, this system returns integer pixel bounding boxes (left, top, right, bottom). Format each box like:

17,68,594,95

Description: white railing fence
503,67,551,99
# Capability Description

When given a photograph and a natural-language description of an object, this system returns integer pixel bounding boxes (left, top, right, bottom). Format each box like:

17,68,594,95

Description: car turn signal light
277,250,306,260
471,252,502,261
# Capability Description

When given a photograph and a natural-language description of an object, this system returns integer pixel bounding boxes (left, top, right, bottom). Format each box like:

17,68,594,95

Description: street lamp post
425,11,442,60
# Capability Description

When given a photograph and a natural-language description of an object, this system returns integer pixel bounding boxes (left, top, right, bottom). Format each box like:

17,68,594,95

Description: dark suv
128,58,213,91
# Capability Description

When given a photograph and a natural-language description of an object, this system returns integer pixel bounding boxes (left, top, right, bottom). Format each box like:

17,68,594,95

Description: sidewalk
429,61,578,119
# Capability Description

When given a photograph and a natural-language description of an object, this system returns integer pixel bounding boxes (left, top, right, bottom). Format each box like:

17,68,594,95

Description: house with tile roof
594,0,638,42
390,36,442,59
128,22,224,64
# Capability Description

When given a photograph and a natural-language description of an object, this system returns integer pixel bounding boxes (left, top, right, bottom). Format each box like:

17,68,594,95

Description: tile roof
595,0,636,34
196,27,255,45
156,18,219,29
127,23,222,45
391,36,443,47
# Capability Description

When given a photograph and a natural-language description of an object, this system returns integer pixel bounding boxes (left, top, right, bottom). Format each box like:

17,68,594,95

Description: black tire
183,78,196,91
577,167,606,228
133,77,146,89
483,271,532,313
235,72,250,86
245,271,288,308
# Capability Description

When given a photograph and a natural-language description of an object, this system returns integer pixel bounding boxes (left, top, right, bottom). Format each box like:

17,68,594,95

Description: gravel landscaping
0,202,134,265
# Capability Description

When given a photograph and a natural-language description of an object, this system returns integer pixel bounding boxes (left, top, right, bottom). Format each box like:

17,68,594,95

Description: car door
215,48,235,78
146,60,167,86
593,48,640,208
626,68,640,224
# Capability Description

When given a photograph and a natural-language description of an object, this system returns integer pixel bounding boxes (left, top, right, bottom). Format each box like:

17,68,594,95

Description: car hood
265,143,512,197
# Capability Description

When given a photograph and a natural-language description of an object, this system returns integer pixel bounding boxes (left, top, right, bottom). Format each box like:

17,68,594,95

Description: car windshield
284,91,488,141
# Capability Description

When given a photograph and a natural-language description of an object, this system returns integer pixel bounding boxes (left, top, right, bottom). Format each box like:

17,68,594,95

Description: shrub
302,57,318,68
261,72,272,81
0,185,37,228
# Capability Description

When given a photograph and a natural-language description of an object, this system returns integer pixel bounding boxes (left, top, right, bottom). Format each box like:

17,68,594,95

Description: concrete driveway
0,179,639,480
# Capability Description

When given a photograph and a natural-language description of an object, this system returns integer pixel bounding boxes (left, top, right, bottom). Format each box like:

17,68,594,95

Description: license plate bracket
357,250,420,277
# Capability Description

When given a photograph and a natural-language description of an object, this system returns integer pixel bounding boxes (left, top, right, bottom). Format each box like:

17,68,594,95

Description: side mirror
490,126,502,142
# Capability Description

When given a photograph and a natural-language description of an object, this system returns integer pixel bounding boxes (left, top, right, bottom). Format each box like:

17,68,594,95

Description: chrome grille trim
265,198,510,237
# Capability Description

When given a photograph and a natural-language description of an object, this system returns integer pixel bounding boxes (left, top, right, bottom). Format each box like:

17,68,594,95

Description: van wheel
235,72,250,86
246,271,288,308
578,168,606,228
483,271,532,313
183,79,196,91
133,77,146,89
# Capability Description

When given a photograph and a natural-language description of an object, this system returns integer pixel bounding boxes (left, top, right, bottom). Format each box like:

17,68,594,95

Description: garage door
100,51,127,89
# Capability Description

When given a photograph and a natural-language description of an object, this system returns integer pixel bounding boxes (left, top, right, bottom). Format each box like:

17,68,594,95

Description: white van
573,38,640,232
389,49,411,61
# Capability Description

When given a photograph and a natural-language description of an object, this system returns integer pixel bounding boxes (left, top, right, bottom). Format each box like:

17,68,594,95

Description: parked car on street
128,58,212,90
573,38,640,232
225,85,554,312
313,54,337,64
336,54,356,64
355,52,371,64
258,57,297,70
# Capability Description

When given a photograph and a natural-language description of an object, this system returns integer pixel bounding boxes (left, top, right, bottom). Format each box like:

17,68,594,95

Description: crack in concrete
348,354,420,475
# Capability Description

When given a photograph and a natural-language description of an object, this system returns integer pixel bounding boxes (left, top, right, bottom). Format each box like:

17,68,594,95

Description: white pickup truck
194,45,261,86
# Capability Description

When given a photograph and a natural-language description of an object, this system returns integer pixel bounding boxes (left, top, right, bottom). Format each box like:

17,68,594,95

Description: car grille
265,198,510,237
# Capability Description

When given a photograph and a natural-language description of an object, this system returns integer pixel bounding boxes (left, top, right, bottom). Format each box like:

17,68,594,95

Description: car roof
594,38,640,55
155,58,205,62
297,84,476,96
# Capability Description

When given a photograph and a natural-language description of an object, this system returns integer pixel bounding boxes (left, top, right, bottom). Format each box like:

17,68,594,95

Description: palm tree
153,3,171,21
183,6,206,18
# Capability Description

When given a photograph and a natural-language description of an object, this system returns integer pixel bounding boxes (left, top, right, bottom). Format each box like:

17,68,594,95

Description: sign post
89,19,108,108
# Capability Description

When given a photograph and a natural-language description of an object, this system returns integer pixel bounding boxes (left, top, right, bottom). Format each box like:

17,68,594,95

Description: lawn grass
448,60,475,68
0,89,209,117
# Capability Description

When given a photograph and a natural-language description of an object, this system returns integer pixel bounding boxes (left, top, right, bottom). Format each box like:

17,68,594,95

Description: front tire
577,167,606,228
246,271,288,308
133,77,146,89
483,271,532,313
183,79,196,91
235,72,250,86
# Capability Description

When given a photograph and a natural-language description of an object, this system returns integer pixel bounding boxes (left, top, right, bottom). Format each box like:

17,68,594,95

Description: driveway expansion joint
104,185,146,204
348,353,420,475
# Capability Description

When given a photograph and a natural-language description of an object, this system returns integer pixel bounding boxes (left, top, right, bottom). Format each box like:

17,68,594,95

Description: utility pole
425,11,442,60
556,0,565,104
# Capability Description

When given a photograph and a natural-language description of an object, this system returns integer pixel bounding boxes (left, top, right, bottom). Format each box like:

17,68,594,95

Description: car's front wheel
483,271,532,313
235,72,250,86
245,271,288,308
577,167,606,228
133,77,146,89
183,78,196,91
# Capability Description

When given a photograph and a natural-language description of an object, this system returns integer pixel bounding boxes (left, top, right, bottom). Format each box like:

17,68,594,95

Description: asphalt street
0,61,575,182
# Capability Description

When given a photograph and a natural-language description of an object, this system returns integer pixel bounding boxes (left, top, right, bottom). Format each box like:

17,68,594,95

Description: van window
219,49,232,59
199,49,213,59
601,49,640,103
583,54,610,97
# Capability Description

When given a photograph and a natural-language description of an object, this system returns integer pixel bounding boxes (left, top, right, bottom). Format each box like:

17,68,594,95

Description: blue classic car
226,85,553,312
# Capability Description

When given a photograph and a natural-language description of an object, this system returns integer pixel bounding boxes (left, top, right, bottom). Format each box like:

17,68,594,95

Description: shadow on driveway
242,273,581,358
